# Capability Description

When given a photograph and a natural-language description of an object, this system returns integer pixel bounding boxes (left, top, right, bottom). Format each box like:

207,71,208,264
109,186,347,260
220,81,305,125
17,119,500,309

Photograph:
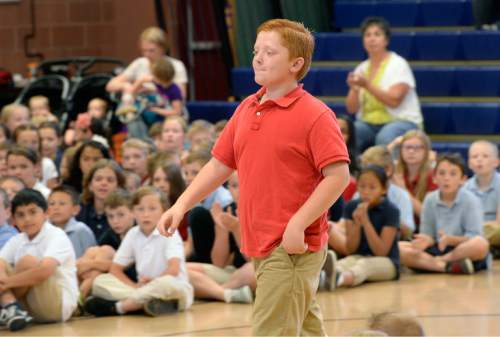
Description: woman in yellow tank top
345,17,422,154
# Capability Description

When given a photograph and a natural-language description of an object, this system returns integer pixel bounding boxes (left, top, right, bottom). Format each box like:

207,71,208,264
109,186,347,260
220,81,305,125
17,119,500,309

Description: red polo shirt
212,85,349,257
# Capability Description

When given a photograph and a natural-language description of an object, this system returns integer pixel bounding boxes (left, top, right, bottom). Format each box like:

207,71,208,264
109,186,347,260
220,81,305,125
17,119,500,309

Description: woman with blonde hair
106,26,188,99
393,129,437,228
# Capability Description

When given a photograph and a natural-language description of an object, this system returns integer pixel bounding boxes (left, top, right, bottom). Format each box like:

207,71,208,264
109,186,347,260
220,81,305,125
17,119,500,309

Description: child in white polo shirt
0,189,78,331
84,186,193,316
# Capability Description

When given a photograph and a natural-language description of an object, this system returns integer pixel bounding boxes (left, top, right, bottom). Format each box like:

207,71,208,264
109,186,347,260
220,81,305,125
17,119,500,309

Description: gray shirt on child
420,188,483,239
464,172,500,222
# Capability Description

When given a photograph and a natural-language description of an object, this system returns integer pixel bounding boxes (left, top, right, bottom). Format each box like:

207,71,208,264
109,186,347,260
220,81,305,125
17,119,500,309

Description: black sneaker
83,296,117,317
445,258,474,274
143,299,178,317
0,303,33,331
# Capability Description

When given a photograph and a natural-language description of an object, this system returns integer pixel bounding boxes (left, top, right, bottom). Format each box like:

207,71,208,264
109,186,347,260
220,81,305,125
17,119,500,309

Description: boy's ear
290,57,305,74
72,204,81,216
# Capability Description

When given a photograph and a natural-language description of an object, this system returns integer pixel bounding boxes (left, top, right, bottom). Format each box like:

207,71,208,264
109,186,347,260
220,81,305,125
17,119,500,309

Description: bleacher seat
413,32,461,60
232,67,500,97
334,0,473,28
186,101,500,135
461,31,500,60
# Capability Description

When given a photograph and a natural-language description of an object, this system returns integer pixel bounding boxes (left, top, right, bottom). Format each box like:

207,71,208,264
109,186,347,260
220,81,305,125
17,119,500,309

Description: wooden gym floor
3,261,500,336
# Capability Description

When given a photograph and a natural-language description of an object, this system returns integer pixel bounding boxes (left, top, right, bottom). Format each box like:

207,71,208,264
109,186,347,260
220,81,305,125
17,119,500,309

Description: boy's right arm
157,157,234,236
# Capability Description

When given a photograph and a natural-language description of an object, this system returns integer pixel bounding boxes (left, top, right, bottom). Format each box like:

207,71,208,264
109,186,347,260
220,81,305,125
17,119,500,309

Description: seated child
187,172,255,303
48,186,96,258
77,189,135,299
84,186,193,316
321,165,400,290
464,140,500,254
0,189,78,331
399,153,490,274
7,146,50,199
0,188,17,250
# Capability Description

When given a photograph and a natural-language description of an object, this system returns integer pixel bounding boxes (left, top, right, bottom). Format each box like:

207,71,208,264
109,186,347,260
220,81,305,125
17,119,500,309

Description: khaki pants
337,255,396,286
252,246,327,337
92,273,194,310
484,222,500,247
4,263,63,323
202,264,236,284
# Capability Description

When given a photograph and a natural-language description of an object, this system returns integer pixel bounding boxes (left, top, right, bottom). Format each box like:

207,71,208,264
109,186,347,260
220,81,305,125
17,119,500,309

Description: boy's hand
282,224,308,255
438,230,449,251
137,276,152,287
157,205,185,237
411,233,432,251
218,212,240,233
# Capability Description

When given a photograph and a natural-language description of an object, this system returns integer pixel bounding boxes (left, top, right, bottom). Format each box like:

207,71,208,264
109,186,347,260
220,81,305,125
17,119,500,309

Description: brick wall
0,0,162,76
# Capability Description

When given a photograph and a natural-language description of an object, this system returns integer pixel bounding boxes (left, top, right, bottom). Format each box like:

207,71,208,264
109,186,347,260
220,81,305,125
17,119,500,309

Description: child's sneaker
83,296,117,317
224,286,253,304
323,250,338,291
0,302,33,331
445,258,474,274
143,299,178,317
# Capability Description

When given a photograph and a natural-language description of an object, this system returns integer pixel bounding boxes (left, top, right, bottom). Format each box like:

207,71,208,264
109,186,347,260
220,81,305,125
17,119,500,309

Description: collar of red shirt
252,84,305,108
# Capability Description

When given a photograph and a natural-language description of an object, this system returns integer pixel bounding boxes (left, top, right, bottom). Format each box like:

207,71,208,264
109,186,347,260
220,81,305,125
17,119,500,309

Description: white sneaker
225,286,253,304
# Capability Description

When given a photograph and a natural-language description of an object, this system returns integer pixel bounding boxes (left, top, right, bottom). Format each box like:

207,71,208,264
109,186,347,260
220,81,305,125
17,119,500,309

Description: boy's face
14,203,47,240
105,205,134,236
7,108,29,133
152,167,170,196
434,160,466,195
89,167,118,201
161,121,184,151
140,41,164,62
7,154,38,188
133,194,164,235
17,130,39,152
252,31,300,88
468,143,498,176
122,147,148,178
48,192,79,226
39,128,60,157
183,161,202,186
190,131,212,148
88,100,106,119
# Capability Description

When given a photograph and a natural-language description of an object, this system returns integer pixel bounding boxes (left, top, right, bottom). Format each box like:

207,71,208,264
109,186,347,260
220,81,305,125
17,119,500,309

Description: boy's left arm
161,258,181,278
282,161,349,254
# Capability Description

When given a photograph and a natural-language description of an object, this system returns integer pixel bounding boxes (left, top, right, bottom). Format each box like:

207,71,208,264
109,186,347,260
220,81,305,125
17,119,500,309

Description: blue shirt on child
0,223,17,250
464,172,500,222
343,197,400,275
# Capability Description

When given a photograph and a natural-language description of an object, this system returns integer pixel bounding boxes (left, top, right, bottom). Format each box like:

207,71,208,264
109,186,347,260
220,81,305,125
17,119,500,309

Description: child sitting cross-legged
0,189,78,331
76,189,136,301
84,186,193,316
320,165,400,290
399,153,490,274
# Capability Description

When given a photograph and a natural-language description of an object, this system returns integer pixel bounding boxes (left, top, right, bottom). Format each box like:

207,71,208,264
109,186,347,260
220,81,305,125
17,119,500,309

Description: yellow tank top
361,57,393,125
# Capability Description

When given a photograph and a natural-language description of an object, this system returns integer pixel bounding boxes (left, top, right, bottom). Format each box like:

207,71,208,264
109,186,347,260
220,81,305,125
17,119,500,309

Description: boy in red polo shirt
157,19,349,335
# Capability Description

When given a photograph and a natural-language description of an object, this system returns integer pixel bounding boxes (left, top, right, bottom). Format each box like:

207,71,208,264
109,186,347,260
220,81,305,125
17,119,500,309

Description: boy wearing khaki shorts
0,189,78,331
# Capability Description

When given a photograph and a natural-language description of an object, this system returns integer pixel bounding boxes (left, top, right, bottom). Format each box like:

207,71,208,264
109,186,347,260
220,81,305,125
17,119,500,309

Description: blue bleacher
313,31,500,61
231,67,500,97
187,101,500,136
334,0,474,28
